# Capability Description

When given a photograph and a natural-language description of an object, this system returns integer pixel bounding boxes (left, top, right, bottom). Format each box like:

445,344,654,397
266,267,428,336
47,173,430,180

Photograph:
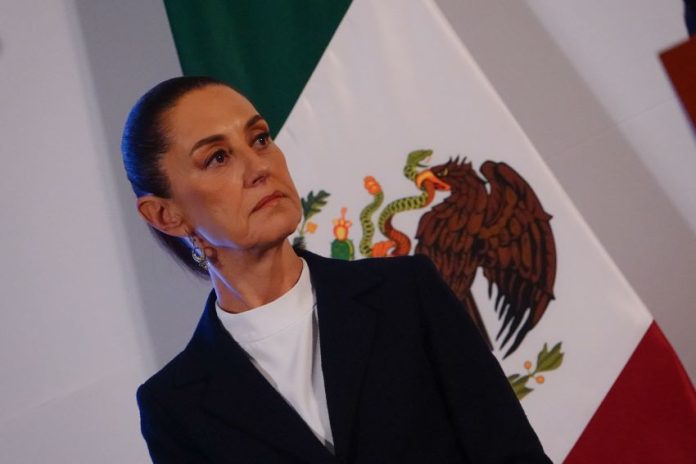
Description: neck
209,240,303,314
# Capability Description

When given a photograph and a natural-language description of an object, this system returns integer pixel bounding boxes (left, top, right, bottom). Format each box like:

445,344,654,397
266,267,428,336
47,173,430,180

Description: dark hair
121,76,233,278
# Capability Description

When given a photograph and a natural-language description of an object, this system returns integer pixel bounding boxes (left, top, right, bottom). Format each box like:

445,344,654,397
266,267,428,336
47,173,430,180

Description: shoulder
299,248,434,283
357,253,432,272
137,346,198,405
350,253,440,292
137,292,218,403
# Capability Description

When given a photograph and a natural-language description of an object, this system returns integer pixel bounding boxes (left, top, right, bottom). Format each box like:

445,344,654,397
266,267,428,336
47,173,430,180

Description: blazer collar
301,250,383,461
176,250,383,463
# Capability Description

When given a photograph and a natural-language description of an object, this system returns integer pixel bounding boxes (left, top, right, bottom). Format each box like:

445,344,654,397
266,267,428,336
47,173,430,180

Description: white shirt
215,259,334,450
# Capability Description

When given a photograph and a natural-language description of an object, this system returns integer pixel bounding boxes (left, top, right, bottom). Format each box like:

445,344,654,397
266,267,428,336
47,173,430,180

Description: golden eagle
415,158,557,358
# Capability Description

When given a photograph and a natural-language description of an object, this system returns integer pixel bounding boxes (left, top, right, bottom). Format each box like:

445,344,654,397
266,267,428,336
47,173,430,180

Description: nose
241,146,270,188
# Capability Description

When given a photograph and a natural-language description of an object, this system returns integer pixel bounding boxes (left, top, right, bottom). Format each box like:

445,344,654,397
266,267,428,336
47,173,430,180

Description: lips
252,191,286,212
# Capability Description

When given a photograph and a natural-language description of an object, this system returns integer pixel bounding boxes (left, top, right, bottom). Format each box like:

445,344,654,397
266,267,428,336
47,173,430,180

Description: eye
253,131,271,148
440,168,449,177
205,149,228,167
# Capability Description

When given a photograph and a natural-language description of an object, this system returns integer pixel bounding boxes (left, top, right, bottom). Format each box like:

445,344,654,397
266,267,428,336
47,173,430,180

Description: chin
255,216,300,248
273,204,302,235
249,232,294,254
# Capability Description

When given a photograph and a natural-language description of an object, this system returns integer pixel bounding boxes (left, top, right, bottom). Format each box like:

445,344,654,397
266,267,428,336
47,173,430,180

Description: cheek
274,156,300,196
281,172,302,217
288,200,303,227
183,185,246,236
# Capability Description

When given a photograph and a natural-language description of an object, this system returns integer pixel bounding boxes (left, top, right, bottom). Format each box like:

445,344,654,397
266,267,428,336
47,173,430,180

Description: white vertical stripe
277,0,653,460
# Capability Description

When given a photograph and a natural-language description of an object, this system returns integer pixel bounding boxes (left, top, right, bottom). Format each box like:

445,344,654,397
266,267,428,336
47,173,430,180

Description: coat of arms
293,150,564,399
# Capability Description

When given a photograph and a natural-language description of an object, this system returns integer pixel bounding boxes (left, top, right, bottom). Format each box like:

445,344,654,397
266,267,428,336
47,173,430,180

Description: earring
189,235,209,271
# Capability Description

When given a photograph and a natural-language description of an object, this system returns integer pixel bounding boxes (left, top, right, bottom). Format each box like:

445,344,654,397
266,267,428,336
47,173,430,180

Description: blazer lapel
300,251,383,461
178,292,335,464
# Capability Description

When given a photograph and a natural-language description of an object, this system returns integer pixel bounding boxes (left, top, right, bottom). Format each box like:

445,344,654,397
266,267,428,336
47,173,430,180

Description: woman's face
159,85,302,252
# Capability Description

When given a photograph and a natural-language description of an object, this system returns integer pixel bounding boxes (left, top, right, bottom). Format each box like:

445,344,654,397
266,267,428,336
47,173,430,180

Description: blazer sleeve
413,254,552,464
137,384,210,464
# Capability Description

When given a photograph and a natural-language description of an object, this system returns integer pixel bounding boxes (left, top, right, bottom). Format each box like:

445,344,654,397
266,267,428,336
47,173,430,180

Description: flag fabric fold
566,322,696,462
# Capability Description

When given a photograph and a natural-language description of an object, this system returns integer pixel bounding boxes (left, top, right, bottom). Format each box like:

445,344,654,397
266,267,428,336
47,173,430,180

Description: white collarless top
215,259,334,449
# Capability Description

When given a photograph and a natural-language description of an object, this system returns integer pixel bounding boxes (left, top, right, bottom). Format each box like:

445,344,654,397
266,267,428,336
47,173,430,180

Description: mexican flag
164,0,696,461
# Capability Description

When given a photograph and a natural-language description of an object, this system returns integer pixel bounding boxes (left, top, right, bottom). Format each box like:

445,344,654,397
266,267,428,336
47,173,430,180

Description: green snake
360,150,435,257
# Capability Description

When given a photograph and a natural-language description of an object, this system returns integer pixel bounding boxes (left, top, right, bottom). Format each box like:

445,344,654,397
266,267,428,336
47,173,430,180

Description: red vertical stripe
565,322,696,463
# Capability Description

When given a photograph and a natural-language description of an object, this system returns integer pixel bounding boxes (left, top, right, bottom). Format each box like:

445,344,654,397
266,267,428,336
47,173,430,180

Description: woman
122,76,551,463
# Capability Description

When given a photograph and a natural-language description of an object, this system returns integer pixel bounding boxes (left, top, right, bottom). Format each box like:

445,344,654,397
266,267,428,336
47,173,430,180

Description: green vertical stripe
164,0,352,137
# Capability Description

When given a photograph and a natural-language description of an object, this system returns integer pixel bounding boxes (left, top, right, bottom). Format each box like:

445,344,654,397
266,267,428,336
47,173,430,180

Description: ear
137,195,189,238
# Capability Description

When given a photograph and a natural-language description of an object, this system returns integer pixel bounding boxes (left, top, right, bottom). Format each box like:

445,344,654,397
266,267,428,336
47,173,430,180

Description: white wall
1,0,693,462
0,1,209,462
435,0,696,383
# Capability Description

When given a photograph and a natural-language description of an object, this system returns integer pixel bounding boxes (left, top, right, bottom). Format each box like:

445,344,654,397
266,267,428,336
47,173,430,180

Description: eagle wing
479,161,556,357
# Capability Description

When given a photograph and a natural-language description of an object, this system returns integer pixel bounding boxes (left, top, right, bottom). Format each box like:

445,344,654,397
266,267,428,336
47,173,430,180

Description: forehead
164,85,259,142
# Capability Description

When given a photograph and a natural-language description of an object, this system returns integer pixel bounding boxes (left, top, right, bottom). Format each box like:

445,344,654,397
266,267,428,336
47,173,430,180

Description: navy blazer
137,251,550,463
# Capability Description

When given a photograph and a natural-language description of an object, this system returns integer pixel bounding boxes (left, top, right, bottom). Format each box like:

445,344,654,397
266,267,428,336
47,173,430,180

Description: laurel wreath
508,342,564,400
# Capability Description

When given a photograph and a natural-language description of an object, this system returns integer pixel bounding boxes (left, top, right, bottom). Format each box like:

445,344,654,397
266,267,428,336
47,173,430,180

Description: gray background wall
0,1,693,462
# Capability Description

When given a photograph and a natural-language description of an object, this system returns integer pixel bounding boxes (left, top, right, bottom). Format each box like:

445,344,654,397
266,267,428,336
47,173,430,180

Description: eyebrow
188,114,266,156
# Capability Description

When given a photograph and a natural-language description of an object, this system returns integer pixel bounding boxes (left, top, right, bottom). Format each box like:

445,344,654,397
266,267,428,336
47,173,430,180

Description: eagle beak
415,170,451,191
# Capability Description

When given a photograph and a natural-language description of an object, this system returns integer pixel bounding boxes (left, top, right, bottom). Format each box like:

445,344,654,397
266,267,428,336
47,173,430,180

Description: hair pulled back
121,76,232,278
